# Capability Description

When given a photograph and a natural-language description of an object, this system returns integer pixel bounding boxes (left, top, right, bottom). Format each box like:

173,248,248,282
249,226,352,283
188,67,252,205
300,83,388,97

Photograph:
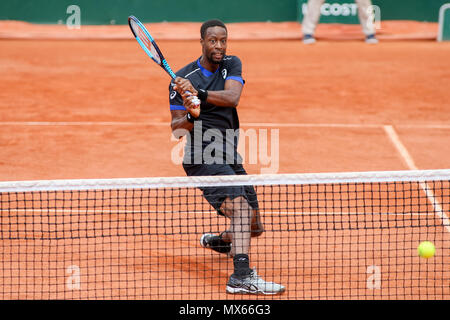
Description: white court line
0,121,450,129
246,123,448,129
383,125,450,233
383,125,418,170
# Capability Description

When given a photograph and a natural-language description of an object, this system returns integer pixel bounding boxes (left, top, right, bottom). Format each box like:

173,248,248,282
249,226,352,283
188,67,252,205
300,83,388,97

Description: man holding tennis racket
169,20,285,295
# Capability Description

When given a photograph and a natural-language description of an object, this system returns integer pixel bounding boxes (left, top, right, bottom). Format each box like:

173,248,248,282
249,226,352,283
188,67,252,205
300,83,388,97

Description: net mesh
0,170,449,300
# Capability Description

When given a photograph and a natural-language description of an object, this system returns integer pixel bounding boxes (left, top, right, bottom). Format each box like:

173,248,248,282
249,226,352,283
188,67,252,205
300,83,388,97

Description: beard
206,51,224,65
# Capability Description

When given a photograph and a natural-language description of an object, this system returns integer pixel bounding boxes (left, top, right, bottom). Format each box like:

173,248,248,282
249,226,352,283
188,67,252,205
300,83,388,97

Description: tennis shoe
200,233,232,255
226,269,286,295
365,34,379,44
303,34,316,44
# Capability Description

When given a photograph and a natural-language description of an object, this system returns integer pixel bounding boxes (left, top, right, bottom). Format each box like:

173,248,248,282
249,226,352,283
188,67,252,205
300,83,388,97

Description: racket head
128,15,176,78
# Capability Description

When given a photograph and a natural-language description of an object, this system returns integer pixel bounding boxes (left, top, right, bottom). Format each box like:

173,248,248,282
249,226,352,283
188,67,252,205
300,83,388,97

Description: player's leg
184,163,236,255
219,206,263,245
245,188,264,237
200,191,285,294
231,163,264,237
302,0,325,43
355,0,378,43
204,162,263,254
219,196,252,259
200,189,252,257
191,162,261,254
220,195,285,295
184,163,285,294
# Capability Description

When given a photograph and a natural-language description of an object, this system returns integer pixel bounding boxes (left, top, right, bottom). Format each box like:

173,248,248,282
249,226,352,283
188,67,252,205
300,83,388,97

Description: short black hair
200,19,227,39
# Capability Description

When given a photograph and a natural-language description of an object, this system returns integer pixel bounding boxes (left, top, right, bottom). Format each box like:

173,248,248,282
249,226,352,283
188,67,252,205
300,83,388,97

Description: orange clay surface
1,37,449,180
0,22,449,300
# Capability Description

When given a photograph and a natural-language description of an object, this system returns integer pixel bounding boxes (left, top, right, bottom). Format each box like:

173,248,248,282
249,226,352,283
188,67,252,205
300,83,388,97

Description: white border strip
438,3,450,42
1,169,450,192
0,209,433,216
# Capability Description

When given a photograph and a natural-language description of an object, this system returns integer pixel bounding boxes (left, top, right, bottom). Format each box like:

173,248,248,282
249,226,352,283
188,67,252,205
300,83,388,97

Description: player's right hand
174,77,197,97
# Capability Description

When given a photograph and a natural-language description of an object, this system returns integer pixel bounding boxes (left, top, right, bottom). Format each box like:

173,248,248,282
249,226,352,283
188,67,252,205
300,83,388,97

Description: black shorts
182,163,259,216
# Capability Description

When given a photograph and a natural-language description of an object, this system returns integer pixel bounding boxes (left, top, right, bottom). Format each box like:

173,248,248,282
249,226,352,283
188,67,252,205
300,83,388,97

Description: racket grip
186,91,201,107
192,97,201,107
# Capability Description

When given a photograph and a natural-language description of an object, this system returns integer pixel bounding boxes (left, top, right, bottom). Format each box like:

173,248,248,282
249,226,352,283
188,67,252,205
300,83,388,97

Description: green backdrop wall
0,0,448,25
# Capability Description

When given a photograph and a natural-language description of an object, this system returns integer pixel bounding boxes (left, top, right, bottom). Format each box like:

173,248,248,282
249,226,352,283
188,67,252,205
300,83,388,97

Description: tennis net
0,169,449,300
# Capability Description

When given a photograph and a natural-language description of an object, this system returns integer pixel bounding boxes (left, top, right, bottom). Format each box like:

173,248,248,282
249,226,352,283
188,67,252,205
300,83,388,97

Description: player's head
200,19,227,65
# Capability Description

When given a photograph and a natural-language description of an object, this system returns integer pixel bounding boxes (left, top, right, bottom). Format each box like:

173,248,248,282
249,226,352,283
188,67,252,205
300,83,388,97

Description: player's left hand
173,77,198,98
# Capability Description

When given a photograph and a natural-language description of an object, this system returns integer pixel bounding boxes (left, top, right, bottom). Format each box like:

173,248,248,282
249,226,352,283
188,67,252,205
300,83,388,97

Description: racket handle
186,91,201,107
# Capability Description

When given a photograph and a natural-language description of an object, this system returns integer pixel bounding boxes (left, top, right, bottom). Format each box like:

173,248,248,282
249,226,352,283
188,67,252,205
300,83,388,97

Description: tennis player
169,19,285,295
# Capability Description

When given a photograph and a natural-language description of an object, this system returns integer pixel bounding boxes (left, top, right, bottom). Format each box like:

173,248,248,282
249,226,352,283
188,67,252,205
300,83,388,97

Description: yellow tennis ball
417,241,435,259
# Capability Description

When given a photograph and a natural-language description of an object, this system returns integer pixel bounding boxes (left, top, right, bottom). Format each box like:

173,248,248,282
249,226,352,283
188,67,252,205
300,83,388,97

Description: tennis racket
128,15,199,106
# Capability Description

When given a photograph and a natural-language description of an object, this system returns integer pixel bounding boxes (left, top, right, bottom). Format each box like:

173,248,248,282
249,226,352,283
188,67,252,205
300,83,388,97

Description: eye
210,39,216,44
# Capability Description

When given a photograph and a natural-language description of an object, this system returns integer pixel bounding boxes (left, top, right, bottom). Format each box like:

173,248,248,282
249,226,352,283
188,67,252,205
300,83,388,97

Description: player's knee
219,198,234,218
220,196,252,218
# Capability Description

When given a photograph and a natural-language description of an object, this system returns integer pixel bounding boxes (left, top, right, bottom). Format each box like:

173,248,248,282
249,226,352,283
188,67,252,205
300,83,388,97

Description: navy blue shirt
169,56,245,165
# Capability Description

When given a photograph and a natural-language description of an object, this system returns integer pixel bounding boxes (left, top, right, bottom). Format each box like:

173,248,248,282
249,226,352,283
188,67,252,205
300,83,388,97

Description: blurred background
0,0,447,24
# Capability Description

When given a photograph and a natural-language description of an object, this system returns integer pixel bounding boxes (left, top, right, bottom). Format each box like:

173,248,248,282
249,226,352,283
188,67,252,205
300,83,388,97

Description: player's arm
175,77,243,108
202,79,243,108
170,110,191,133
202,55,245,107
170,109,194,139
170,77,201,138
170,103,199,138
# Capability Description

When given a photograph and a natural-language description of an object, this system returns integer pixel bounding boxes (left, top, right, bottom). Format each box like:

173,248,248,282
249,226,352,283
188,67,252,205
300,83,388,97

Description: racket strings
130,20,161,64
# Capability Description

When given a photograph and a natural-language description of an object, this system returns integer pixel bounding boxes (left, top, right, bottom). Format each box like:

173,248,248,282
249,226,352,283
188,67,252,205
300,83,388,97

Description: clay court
0,21,449,300
1,21,449,179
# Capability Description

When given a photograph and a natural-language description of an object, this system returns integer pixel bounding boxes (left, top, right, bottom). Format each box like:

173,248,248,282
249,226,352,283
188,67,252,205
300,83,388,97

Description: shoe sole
226,285,285,295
